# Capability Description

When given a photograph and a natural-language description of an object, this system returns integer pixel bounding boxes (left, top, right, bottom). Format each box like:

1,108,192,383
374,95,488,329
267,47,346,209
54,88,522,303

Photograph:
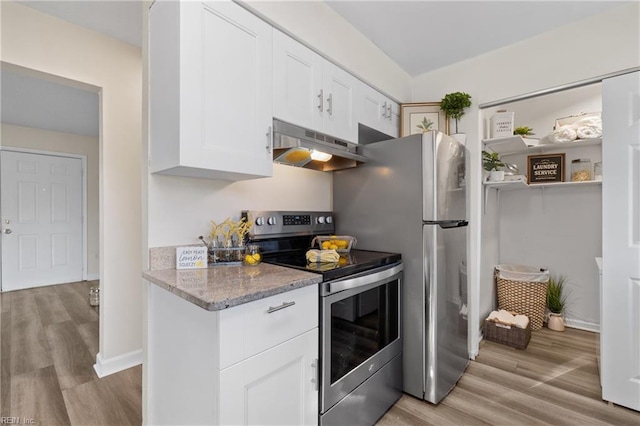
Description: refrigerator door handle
424,220,469,229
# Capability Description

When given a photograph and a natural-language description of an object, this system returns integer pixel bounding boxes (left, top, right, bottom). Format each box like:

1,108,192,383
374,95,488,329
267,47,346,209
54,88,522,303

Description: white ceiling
326,1,628,77
1,1,630,137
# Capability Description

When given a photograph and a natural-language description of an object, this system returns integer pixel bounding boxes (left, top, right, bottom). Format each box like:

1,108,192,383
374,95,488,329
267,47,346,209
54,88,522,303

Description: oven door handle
324,263,403,295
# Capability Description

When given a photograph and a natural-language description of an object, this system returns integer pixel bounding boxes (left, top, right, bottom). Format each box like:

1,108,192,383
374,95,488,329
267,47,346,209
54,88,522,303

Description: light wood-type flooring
3,283,639,425
378,326,640,425
0,281,141,425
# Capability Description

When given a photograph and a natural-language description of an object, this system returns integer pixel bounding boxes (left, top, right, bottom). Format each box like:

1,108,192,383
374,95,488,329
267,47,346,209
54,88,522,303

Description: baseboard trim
86,273,100,281
565,318,600,333
94,349,142,378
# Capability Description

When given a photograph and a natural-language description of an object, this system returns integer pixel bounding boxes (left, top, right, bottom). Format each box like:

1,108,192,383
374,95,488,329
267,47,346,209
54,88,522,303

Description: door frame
0,146,88,290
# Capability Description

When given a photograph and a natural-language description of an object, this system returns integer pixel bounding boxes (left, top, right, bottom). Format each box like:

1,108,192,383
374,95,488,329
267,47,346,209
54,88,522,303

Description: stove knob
256,217,265,226
317,216,325,224
326,216,333,224
267,216,277,226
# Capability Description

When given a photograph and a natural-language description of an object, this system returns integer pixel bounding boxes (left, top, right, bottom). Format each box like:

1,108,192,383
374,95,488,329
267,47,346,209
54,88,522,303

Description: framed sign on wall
527,153,565,184
400,102,449,136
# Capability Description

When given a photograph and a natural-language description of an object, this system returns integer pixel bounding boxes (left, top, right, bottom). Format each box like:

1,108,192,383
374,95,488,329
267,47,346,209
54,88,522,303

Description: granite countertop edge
142,265,322,311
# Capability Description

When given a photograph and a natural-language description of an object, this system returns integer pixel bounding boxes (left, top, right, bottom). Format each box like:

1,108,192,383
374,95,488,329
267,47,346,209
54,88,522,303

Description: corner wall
1,1,143,368
411,3,640,354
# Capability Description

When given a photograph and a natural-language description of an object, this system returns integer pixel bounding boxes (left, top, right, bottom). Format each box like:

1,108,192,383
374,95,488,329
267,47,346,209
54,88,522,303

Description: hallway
0,281,141,425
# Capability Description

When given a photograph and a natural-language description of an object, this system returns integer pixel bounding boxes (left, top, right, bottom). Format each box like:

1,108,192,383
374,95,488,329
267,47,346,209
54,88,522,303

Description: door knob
1,229,12,234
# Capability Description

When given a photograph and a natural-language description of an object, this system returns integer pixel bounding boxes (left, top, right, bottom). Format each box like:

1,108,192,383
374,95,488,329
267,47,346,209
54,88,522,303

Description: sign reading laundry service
527,153,565,184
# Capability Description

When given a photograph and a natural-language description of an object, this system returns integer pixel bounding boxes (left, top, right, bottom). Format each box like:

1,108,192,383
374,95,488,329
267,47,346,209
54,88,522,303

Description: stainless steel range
243,210,403,426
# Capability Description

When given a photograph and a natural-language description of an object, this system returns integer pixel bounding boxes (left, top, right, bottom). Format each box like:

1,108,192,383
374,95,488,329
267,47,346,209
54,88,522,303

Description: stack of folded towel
486,310,529,329
546,115,602,144
305,249,340,263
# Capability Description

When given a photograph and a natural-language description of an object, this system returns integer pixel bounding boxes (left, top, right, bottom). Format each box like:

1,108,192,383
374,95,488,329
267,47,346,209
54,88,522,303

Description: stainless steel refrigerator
333,130,469,403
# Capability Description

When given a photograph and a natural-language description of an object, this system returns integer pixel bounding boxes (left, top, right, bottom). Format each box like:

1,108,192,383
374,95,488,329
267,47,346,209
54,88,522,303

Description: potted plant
482,150,505,182
546,275,569,331
440,92,472,135
514,126,535,137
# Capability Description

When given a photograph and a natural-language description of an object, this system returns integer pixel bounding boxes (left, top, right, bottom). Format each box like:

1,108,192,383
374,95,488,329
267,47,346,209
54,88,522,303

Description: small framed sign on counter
527,153,565,184
176,246,207,269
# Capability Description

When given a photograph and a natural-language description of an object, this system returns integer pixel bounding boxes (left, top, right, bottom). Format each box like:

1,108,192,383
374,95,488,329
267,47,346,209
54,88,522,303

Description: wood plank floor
3,283,639,425
0,281,141,425
378,327,640,425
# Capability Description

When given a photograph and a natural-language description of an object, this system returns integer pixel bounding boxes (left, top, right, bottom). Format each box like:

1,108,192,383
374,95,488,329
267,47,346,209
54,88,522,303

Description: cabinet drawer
218,285,318,369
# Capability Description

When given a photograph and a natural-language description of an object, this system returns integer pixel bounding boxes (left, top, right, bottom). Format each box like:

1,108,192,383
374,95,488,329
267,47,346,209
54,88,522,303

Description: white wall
1,1,143,367
1,124,100,278
148,165,332,248
243,0,411,102
412,3,639,353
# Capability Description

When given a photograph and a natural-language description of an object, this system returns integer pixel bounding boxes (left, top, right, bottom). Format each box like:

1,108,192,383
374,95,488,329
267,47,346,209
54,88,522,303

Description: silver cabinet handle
317,89,324,112
326,93,333,116
387,104,392,120
1,229,12,235
311,359,318,391
382,101,388,119
266,300,295,313
266,126,272,153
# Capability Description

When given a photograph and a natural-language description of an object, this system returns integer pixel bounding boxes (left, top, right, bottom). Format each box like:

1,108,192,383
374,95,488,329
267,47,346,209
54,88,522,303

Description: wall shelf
484,178,602,191
483,135,602,156
483,179,601,213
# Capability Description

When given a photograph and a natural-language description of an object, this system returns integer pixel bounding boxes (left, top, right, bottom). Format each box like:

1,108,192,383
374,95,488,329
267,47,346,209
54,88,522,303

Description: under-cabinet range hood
272,119,368,171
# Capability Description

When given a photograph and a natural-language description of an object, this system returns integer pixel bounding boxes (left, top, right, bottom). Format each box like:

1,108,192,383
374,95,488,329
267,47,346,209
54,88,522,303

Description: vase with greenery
440,92,472,134
482,150,505,182
546,275,569,331
514,126,535,137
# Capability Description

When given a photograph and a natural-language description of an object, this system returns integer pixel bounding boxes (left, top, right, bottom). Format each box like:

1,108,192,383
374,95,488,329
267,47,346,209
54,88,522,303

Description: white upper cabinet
273,30,358,143
273,30,323,133
358,82,400,139
149,1,273,180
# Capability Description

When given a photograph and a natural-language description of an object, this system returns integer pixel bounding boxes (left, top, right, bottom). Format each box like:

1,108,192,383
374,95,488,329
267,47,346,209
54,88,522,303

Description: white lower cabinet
219,329,319,426
146,283,318,426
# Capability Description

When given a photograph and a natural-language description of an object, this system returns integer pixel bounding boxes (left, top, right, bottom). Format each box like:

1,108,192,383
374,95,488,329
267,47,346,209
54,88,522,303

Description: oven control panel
243,210,334,238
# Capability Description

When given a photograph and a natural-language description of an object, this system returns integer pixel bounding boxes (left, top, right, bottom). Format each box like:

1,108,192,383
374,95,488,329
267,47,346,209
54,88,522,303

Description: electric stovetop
264,249,401,282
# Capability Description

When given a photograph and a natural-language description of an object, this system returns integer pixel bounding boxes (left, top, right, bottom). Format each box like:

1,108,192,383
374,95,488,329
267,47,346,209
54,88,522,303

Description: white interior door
601,71,640,411
1,150,83,291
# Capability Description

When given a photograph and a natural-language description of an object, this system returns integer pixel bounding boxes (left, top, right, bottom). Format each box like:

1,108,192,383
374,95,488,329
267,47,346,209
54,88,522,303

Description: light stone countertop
143,263,322,311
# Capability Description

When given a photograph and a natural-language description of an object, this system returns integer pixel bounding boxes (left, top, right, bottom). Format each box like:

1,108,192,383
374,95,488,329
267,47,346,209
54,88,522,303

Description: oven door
320,262,403,413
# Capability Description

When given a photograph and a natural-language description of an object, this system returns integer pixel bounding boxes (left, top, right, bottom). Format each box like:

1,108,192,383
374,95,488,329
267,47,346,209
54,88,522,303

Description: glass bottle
571,158,592,182
89,286,100,307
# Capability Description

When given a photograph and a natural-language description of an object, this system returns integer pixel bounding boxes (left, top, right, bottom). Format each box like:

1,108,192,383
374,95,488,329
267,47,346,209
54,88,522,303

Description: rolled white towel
577,125,602,139
549,125,577,143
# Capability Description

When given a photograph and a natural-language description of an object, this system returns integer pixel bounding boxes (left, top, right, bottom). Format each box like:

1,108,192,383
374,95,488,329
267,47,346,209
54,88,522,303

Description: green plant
440,92,472,134
514,126,535,137
547,275,569,314
482,150,505,172
416,117,434,133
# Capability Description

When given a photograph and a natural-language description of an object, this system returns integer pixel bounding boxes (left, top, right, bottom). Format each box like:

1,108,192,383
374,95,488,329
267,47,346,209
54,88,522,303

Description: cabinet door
219,329,319,426
150,1,273,180
358,83,399,139
322,61,358,143
273,30,323,133
196,1,273,178
358,82,386,132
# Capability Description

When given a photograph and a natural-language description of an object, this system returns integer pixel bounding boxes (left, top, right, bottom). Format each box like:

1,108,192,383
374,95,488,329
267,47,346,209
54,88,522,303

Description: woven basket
495,271,548,330
484,319,531,349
